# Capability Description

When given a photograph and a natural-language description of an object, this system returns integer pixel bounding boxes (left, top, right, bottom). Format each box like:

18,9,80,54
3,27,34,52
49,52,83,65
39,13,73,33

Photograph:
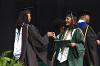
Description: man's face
85,15,90,23
27,13,31,23
65,16,72,25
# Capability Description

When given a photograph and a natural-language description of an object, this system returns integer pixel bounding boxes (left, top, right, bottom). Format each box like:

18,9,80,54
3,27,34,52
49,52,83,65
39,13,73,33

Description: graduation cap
16,6,33,18
78,10,92,17
65,10,78,18
16,6,33,13
22,7,33,10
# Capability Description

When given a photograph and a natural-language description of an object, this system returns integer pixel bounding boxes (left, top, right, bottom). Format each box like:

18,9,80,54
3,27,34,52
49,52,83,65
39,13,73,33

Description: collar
78,19,86,23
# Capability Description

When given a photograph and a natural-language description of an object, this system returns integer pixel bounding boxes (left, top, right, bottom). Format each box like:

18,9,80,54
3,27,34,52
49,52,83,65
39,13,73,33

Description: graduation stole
83,25,89,43
63,28,73,40
83,25,93,66
57,29,76,63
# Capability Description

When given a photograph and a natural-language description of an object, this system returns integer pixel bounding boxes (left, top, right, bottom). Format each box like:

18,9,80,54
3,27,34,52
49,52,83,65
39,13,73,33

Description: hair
16,9,31,30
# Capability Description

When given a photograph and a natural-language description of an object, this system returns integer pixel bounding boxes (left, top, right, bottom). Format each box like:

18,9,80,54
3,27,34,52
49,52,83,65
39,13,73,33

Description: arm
71,28,85,48
71,28,85,56
86,26,97,51
28,25,49,48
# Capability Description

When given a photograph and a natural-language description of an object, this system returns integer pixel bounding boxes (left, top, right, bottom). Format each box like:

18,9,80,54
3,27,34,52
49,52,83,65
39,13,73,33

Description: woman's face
27,13,31,23
65,16,72,26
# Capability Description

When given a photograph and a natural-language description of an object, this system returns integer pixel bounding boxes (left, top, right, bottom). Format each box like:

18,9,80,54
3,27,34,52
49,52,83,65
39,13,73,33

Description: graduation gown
97,33,100,66
54,28,85,66
20,24,49,66
78,23,99,66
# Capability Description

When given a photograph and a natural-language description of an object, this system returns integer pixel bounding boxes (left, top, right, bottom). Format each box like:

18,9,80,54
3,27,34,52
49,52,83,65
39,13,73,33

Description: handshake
47,32,77,47
47,32,56,38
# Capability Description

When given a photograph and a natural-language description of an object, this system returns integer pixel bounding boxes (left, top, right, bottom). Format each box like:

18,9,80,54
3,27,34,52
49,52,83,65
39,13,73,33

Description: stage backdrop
0,0,100,54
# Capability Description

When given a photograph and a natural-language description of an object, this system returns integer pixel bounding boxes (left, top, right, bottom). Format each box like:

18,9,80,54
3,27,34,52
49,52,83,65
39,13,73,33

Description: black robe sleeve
28,25,49,48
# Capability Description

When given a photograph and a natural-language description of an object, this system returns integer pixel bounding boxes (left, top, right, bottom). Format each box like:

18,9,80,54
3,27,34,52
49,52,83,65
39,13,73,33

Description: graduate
53,11,85,66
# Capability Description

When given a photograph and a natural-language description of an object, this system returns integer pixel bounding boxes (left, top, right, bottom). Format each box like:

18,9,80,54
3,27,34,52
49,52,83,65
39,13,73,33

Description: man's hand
97,40,100,45
47,32,55,38
70,43,76,48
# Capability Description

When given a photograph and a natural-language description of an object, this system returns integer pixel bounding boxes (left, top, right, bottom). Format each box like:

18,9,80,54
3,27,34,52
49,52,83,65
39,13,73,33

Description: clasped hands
47,32,77,47
47,32,56,38
70,43,77,48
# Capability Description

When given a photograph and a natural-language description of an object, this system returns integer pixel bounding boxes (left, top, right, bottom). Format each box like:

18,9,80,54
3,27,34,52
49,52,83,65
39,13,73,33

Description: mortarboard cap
16,6,33,12
78,10,92,17
65,10,78,18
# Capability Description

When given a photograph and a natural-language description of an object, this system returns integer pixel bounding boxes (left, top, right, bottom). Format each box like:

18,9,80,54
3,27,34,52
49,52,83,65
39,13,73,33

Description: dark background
0,0,100,54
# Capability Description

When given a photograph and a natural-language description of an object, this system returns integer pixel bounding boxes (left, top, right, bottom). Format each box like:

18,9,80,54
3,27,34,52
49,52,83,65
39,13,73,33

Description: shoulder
73,28,82,33
28,24,37,30
72,28,84,36
28,24,39,33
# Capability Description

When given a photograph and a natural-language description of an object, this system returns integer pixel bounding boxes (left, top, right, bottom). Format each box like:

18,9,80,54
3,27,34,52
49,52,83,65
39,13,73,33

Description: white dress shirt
13,27,22,59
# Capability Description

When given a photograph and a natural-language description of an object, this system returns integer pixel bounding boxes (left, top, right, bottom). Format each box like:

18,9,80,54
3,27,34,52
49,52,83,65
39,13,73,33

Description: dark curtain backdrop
0,0,15,54
0,0,100,54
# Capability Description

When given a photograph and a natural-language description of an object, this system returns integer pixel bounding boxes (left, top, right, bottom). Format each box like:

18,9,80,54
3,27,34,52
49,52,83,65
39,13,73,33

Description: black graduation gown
97,33,100,65
80,24,99,66
20,24,49,66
